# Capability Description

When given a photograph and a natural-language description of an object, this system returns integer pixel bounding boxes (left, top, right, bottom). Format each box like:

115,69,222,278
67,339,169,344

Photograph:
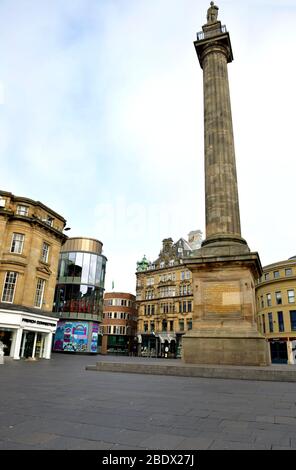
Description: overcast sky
0,0,295,294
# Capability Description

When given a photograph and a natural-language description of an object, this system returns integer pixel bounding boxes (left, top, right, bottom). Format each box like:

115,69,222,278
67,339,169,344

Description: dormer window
46,216,54,227
16,205,29,216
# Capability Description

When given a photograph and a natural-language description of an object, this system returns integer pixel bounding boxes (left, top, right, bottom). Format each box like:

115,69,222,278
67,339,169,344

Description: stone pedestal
182,253,270,366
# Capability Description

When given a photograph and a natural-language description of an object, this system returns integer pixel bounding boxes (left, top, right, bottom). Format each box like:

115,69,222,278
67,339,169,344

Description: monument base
182,252,271,366
182,334,270,366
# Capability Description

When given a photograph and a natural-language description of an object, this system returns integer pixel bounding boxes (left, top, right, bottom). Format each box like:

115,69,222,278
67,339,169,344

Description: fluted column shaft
202,43,241,240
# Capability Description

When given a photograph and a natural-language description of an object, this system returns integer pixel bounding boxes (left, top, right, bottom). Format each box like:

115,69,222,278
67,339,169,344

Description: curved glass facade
53,251,106,319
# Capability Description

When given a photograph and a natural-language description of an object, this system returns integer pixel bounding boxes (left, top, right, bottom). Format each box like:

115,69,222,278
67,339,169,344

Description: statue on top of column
207,1,219,24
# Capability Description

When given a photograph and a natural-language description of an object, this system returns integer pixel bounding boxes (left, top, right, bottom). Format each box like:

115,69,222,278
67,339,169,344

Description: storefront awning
156,333,176,344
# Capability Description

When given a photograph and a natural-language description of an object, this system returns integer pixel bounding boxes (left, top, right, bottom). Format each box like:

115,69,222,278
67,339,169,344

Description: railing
196,25,227,41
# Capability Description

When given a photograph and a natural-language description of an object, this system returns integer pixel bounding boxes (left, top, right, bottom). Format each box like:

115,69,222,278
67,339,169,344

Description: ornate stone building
256,257,296,364
0,190,67,359
136,232,202,358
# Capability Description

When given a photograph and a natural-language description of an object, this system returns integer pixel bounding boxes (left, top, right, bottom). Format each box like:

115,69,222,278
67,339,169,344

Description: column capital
194,24,233,67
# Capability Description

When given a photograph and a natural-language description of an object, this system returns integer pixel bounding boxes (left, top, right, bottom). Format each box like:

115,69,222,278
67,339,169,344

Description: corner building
256,257,296,364
136,234,202,358
0,191,67,359
52,237,107,354
102,292,137,355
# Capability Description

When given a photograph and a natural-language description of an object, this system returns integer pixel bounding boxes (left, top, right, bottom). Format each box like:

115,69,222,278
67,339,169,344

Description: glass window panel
81,253,90,284
11,233,24,254
95,256,102,284
74,252,83,280
100,262,106,287
41,242,50,263
89,254,97,285
290,311,296,331
278,312,284,332
66,252,76,278
34,278,45,308
2,272,18,303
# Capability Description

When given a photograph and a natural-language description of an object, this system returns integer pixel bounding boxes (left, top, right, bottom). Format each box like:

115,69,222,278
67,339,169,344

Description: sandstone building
256,257,296,364
136,233,201,357
0,190,67,359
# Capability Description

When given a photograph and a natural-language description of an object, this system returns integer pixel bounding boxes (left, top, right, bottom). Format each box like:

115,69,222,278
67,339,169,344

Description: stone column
44,332,53,359
182,5,270,366
12,328,23,360
194,20,249,254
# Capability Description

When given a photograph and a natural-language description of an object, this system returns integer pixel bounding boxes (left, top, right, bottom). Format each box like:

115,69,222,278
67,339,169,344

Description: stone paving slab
1,353,296,450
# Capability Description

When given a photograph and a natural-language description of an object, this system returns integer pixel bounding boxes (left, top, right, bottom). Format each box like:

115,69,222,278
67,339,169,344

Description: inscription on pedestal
204,280,241,318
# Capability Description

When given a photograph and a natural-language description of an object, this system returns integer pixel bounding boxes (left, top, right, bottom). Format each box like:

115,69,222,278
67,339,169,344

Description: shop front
138,333,177,358
0,309,57,360
53,320,100,354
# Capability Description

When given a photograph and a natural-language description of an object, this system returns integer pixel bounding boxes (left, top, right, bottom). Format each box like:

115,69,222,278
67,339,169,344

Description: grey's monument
182,3,270,365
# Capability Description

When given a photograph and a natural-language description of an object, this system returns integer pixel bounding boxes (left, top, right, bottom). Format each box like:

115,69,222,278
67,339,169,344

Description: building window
262,314,266,334
187,301,192,313
273,271,280,279
34,278,45,308
10,233,24,254
275,291,282,305
268,313,273,333
266,293,272,307
16,205,29,216
285,268,292,277
288,290,295,304
170,320,174,331
150,322,155,332
46,216,54,227
2,271,18,303
261,296,264,308
264,273,270,281
179,320,184,331
146,277,154,287
277,312,284,332
187,319,192,330
290,311,296,331
41,242,50,263
162,320,167,332
144,322,148,332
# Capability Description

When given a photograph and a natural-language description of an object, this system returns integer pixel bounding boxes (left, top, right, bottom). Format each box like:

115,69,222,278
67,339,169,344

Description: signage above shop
22,318,56,327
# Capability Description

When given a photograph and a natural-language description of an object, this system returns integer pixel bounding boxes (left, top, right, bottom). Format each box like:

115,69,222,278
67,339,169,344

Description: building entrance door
270,341,288,364
0,329,13,356
22,331,35,358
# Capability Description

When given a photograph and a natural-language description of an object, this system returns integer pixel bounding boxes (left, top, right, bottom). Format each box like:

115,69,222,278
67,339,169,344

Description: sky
0,0,295,294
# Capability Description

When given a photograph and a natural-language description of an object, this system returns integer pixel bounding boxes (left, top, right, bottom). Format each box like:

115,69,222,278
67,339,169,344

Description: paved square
0,354,296,449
